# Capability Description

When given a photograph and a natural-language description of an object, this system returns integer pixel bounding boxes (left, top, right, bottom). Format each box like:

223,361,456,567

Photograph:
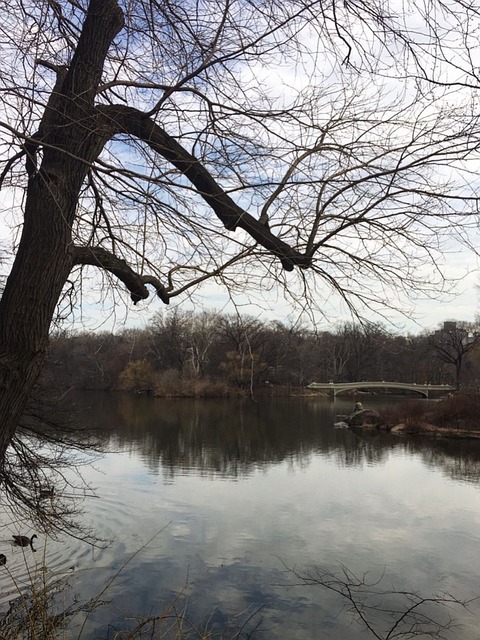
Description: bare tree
0,0,480,461
186,311,221,377
148,308,220,376
429,321,480,389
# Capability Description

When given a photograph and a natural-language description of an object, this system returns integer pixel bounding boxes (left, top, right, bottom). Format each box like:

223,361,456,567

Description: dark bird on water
0,554,6,565
12,534,37,547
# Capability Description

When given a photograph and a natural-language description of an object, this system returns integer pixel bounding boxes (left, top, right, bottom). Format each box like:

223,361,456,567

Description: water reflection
406,438,480,484
78,392,480,485
12,391,478,640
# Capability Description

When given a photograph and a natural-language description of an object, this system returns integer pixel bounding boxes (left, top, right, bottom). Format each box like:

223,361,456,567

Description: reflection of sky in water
2,394,480,639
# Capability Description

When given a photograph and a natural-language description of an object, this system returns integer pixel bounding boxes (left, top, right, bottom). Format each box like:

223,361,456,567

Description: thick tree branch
72,246,170,305
61,0,124,106
98,105,312,272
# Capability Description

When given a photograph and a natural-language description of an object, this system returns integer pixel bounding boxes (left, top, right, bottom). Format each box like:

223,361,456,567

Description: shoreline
390,422,480,439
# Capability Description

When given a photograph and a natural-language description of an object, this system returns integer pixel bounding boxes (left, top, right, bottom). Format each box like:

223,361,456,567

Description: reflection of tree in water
114,397,331,478
86,395,391,478
334,430,395,469
404,438,480,484
339,432,480,484
74,393,480,485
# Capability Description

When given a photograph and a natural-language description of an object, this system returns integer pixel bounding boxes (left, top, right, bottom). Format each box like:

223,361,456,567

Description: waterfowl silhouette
0,554,6,565
12,534,37,548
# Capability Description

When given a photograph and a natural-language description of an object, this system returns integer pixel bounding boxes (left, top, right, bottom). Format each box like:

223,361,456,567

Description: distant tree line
42,313,480,396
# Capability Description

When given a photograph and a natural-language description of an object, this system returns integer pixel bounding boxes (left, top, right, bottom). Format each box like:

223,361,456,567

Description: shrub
429,393,479,431
383,393,480,433
382,399,427,431
153,371,235,398
119,359,155,392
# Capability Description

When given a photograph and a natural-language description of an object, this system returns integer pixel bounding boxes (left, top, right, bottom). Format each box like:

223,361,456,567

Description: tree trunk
455,359,462,391
0,178,74,457
0,0,124,460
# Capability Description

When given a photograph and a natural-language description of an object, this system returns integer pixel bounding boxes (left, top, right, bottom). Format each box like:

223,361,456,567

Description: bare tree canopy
429,320,480,389
0,0,480,458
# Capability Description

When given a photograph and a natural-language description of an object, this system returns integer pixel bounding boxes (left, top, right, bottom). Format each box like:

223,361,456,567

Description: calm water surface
1,393,480,639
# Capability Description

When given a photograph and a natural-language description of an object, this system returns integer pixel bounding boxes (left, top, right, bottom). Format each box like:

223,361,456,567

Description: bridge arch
332,384,428,398
306,381,454,398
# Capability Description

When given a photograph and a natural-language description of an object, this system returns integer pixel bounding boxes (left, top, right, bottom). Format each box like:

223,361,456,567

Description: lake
1,392,480,639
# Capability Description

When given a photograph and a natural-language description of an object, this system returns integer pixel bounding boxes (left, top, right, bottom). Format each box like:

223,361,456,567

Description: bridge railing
306,381,454,398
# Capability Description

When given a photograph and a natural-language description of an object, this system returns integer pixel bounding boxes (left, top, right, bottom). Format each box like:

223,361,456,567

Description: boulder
346,408,384,428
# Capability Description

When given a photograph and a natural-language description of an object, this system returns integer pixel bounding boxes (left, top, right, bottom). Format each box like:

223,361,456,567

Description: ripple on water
0,485,135,613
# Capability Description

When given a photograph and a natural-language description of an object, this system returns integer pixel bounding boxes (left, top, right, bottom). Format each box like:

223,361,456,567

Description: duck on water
12,534,37,548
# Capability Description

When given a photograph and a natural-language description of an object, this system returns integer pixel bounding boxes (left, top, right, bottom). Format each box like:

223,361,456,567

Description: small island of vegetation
341,393,480,439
